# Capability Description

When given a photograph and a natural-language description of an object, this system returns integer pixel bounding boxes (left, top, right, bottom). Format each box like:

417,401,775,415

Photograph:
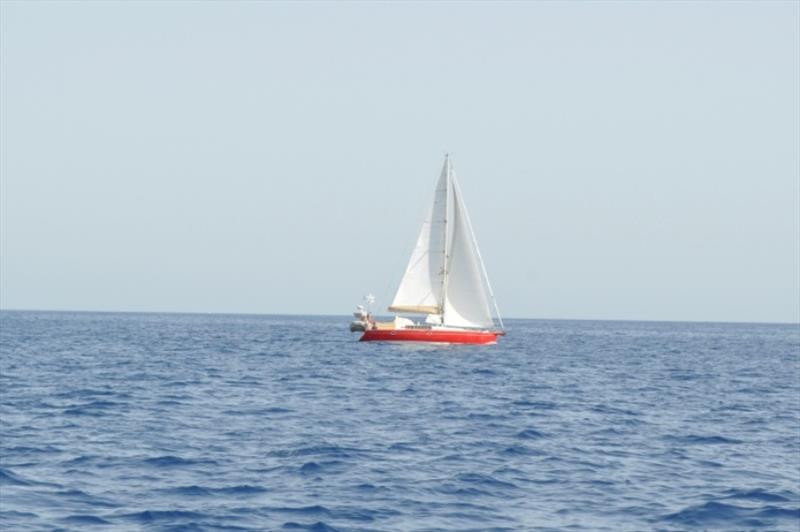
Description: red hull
360,328,502,345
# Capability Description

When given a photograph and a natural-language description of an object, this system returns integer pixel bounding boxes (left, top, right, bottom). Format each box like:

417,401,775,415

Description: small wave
419,500,497,513
723,488,791,503
282,522,341,532
511,400,557,410
502,445,544,457
273,505,331,517
516,428,545,439
63,400,122,416
0,468,62,489
53,388,117,399
660,500,793,527
3,445,61,455
269,445,365,459
159,484,269,498
466,412,495,420
300,462,321,474
663,434,743,445
59,514,111,525
0,510,38,519
590,404,638,416
222,406,292,416
0,468,30,486
160,485,212,497
118,509,209,523
388,442,418,452
54,488,119,508
457,473,518,490
757,506,800,519
214,485,268,495
142,455,216,467
584,479,615,487
669,371,700,381
666,501,800,527
300,460,343,475
589,427,629,437
502,445,530,456
662,501,749,525
55,488,95,498
695,459,723,468
60,455,97,467
62,407,104,416
436,484,492,497
712,403,754,413
80,400,120,409
433,453,465,462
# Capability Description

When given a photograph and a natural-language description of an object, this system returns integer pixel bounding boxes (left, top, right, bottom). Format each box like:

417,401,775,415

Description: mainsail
388,161,449,314
389,156,500,329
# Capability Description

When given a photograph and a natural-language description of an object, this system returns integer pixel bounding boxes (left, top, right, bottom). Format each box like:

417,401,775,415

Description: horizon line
0,307,797,327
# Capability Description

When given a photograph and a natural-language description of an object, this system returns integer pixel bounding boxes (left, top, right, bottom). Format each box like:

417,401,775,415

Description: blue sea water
0,311,798,531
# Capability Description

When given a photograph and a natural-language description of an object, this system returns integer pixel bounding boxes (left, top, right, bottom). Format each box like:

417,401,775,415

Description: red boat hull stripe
359,329,500,344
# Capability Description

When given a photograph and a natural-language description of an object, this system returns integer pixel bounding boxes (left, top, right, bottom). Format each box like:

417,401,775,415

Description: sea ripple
0,311,798,530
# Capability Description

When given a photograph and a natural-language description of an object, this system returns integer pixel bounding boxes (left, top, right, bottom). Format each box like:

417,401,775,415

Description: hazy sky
1,1,798,323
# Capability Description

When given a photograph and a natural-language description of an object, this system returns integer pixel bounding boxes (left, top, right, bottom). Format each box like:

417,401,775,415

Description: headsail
388,160,449,314
442,176,495,329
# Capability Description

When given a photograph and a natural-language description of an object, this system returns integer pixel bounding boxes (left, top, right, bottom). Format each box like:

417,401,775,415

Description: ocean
0,310,798,531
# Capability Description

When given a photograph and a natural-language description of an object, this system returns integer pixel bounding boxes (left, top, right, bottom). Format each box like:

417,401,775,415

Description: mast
440,154,451,319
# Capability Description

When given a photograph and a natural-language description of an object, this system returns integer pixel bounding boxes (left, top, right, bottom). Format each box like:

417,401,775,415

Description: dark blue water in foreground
1,311,798,531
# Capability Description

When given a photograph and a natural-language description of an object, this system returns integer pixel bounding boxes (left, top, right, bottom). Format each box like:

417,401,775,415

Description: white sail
442,176,495,329
388,160,449,314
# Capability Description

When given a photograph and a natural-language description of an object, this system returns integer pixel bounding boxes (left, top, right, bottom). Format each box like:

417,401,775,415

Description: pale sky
1,1,798,323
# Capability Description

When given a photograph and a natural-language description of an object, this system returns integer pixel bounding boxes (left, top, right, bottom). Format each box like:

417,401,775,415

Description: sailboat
356,155,505,344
